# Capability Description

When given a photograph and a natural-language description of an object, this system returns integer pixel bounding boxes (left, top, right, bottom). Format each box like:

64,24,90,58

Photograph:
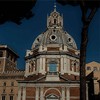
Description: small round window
50,34,57,41
68,38,71,42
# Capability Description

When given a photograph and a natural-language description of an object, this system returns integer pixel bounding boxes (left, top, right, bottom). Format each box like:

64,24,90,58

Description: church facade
17,6,81,100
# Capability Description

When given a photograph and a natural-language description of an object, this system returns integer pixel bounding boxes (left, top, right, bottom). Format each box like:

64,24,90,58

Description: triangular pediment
46,94,59,99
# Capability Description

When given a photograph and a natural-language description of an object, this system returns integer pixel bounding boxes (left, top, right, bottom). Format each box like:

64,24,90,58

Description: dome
31,29,77,50
31,7,77,50
25,5,80,78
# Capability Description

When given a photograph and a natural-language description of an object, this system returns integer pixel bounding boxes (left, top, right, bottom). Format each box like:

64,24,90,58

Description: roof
0,70,25,79
18,73,79,83
87,61,100,64
86,61,100,67
0,45,19,57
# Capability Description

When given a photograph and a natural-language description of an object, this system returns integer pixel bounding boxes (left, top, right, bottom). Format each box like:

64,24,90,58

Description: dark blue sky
0,0,100,69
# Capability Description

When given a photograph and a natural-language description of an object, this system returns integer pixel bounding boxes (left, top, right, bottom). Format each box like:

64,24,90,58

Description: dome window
68,38,71,42
53,29,55,32
37,38,39,42
54,19,56,24
50,34,57,41
52,35,56,39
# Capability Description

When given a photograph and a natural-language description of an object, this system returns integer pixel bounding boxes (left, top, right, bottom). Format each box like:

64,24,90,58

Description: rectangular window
3,89,5,93
0,51,3,57
0,61,1,65
3,82,6,86
93,67,97,71
11,82,14,86
10,96,13,100
2,96,5,100
87,66,91,70
14,58,16,62
54,19,56,24
7,52,9,58
11,55,13,61
10,89,13,93
49,63,57,72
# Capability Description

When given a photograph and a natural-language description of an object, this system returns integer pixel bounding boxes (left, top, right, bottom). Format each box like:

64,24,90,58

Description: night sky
0,0,100,70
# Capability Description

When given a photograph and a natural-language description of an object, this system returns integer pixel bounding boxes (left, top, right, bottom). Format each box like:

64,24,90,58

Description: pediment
46,94,59,99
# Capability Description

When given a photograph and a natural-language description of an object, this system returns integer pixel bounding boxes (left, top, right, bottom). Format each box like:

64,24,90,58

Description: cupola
31,5,77,51
47,4,63,28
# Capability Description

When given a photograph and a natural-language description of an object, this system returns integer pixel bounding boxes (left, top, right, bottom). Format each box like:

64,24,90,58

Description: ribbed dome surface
31,29,77,50
31,8,77,50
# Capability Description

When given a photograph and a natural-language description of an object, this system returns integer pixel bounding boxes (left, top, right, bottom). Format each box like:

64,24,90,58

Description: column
66,87,70,100
43,57,45,73
22,86,26,100
40,58,42,71
36,87,39,100
40,87,44,100
67,59,70,75
25,62,29,76
62,87,65,100
17,86,21,100
64,57,67,72
61,57,64,74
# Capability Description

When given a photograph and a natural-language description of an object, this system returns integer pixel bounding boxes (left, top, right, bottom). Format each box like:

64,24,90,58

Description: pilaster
66,87,70,100
67,58,70,75
22,86,26,100
17,86,21,100
62,87,65,100
43,57,45,73
40,87,44,100
25,62,29,76
40,58,42,71
61,57,64,74
36,87,39,100
64,57,67,72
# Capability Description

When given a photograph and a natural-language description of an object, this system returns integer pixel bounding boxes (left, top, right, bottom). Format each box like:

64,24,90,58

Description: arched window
54,19,56,24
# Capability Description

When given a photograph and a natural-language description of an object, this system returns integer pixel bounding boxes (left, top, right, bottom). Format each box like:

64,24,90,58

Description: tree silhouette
57,0,100,100
0,0,36,25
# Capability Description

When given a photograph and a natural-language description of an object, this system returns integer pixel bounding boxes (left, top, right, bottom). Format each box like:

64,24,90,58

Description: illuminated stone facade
17,6,81,100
